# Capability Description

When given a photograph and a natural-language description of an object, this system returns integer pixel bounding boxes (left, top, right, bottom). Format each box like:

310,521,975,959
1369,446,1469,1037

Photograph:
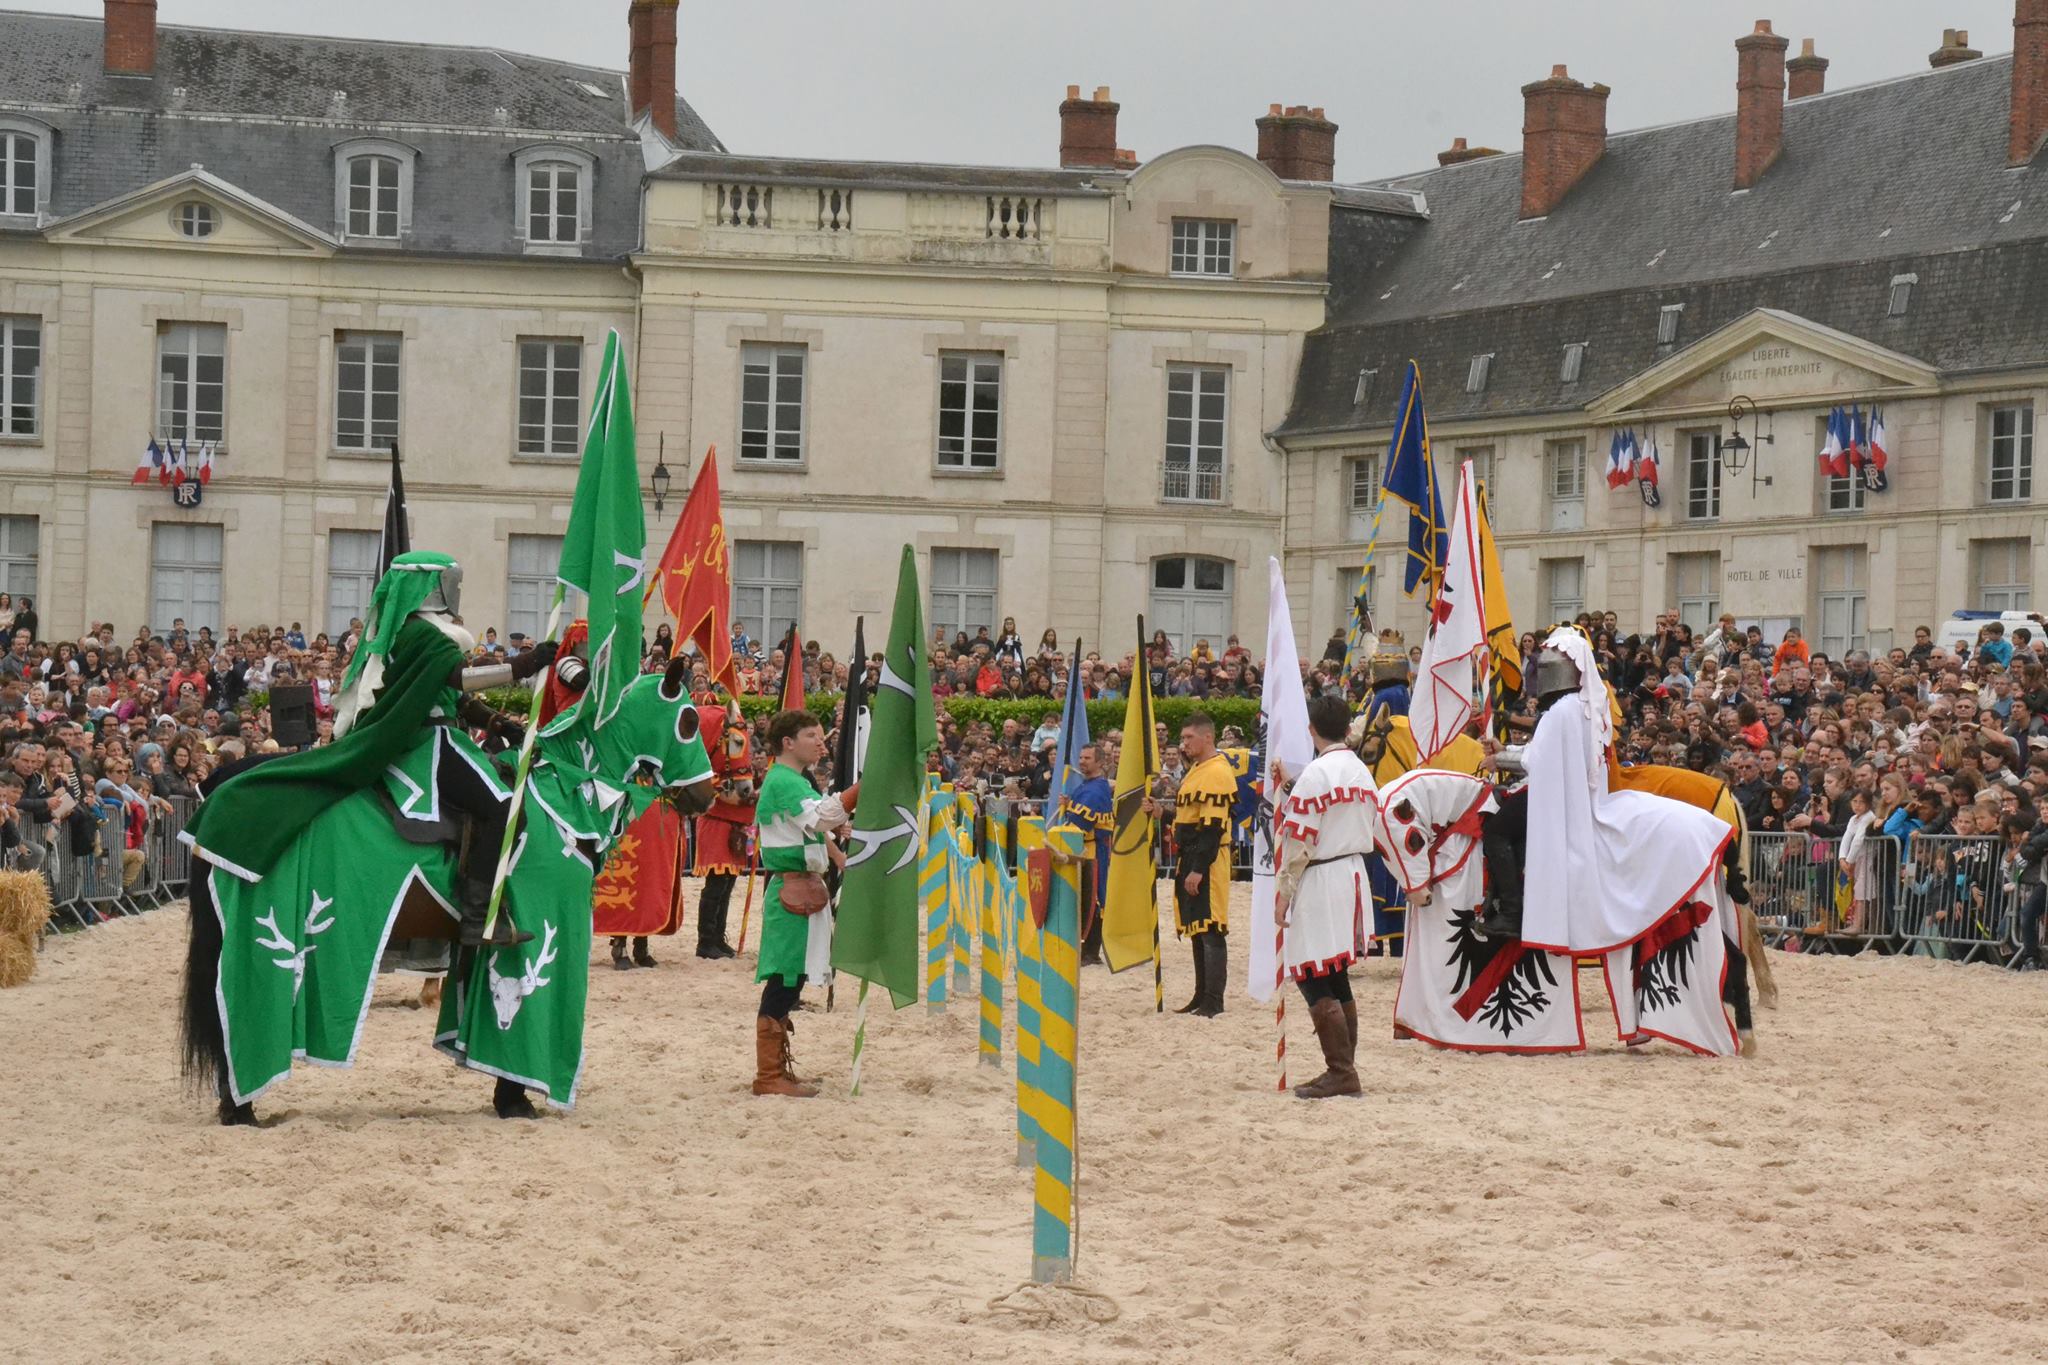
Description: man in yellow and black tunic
1156,711,1235,1017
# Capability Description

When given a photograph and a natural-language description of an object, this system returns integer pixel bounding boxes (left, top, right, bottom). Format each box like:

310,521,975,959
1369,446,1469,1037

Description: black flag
378,441,411,576
832,616,868,795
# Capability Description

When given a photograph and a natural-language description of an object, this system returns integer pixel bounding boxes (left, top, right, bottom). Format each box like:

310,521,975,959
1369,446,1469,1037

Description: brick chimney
2019,1,2048,164
1519,66,1609,219
628,0,679,141
1733,20,1790,191
1787,38,1828,99
1437,136,1503,166
103,0,157,76
1929,28,1983,67
1255,104,1339,181
1059,86,1122,169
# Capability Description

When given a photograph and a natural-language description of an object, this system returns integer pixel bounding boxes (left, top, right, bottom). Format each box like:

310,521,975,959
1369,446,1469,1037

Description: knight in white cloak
1271,694,1378,1099
1480,628,1730,956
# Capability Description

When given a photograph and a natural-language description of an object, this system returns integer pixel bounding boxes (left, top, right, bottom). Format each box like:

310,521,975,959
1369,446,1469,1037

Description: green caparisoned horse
181,659,713,1125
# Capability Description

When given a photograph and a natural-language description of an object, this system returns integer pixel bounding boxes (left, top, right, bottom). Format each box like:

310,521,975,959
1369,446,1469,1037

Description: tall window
1671,552,1720,632
936,351,1002,471
1345,454,1380,541
527,162,582,244
345,155,402,238
506,534,565,642
930,548,999,639
1976,538,2032,612
517,338,582,457
1543,558,1584,622
0,514,37,600
0,315,38,438
1548,439,1584,531
739,343,806,464
1164,364,1227,502
334,331,400,452
326,530,380,635
0,129,37,217
158,323,226,445
1686,431,1720,520
1169,218,1235,276
1814,545,1868,657
1456,445,1495,515
152,523,223,634
1149,555,1233,655
732,540,803,644
1989,403,2034,503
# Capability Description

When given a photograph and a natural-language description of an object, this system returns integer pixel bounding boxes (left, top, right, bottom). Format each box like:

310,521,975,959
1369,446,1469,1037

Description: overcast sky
29,0,2025,180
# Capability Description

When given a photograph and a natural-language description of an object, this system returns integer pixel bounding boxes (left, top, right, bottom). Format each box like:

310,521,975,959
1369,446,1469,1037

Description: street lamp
1717,394,1774,493
650,433,672,517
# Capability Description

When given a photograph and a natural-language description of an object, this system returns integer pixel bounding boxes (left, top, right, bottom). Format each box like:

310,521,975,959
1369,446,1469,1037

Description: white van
1933,611,2042,658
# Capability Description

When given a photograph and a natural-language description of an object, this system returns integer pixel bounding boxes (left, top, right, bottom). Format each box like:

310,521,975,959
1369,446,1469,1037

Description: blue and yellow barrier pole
977,828,1004,1069
922,804,951,1013
1032,823,1083,1284
951,791,975,992
1014,816,1047,1168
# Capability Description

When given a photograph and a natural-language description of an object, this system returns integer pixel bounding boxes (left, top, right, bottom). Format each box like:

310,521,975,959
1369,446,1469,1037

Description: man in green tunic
184,551,556,947
751,708,853,1097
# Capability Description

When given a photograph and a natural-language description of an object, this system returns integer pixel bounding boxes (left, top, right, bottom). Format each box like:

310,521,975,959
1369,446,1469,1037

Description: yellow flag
1101,641,1160,973
1476,489,1521,695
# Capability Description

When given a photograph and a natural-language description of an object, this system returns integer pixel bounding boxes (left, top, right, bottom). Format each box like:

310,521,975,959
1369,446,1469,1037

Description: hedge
471,687,1261,737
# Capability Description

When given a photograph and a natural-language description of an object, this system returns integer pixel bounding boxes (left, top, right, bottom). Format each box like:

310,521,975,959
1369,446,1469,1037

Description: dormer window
1465,353,1493,394
175,202,216,239
0,117,53,222
332,138,419,243
1560,341,1586,383
513,146,597,253
1888,272,1917,317
1657,303,1684,345
1170,218,1236,276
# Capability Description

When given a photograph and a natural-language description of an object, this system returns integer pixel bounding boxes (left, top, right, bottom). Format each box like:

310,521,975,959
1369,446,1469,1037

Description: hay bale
0,933,34,989
0,871,52,939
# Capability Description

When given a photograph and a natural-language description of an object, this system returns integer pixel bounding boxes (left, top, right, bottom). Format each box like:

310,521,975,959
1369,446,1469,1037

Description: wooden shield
1027,847,1052,929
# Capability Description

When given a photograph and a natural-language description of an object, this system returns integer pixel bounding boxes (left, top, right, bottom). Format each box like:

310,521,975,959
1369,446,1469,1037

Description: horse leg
1740,900,1779,1009
492,1077,538,1120
418,975,443,1009
610,936,633,970
1721,931,1756,1057
632,935,657,968
182,870,257,1125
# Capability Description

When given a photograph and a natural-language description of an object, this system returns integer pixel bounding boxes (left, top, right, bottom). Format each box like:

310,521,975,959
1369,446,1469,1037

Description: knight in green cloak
183,551,559,947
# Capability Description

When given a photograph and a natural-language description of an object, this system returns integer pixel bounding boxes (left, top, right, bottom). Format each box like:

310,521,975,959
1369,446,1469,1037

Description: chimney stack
1255,104,1339,181
103,0,157,76
1519,65,1609,219
1059,86,1123,169
1437,136,1504,166
1787,38,1828,99
1733,20,1790,191
628,0,680,141
2017,1,2048,164
1929,28,1983,67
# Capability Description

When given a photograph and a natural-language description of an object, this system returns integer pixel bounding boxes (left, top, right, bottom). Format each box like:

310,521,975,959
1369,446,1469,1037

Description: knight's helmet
1368,628,1408,687
1531,643,1584,706
417,559,464,617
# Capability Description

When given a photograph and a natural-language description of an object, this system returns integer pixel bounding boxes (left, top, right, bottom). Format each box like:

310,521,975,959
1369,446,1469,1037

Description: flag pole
1139,614,1163,1014
479,585,566,943
848,978,872,1095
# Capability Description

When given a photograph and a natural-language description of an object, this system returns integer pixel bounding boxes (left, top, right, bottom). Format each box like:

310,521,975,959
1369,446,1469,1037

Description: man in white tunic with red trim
1272,693,1378,1099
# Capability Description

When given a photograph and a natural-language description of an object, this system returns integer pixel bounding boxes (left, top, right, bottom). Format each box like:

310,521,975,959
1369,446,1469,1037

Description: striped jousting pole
922,790,951,1013
978,824,1004,1069
1274,912,1289,1093
848,979,871,1096
951,792,975,992
1014,816,1047,1168
1032,823,1084,1284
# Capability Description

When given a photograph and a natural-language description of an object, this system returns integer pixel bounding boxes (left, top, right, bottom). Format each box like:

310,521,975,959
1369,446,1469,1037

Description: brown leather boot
752,1016,819,1097
780,1017,807,1084
1342,999,1358,1051
1294,998,1362,1099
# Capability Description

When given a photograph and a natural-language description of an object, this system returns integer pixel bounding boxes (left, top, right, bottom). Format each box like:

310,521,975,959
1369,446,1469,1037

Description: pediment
1591,308,1937,418
45,168,334,257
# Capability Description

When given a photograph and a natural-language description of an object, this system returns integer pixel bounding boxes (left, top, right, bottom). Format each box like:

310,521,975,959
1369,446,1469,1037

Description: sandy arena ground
5,882,2047,1364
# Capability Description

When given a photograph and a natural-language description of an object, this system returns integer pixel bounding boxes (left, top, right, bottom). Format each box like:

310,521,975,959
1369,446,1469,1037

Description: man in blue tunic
1057,743,1113,965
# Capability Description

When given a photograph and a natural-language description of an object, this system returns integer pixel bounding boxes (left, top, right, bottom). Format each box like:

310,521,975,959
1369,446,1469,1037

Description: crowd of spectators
7,586,2046,964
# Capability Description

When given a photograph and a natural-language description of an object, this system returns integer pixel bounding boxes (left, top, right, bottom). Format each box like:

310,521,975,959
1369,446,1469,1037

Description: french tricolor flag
132,437,162,485
1865,408,1890,492
1605,430,1632,489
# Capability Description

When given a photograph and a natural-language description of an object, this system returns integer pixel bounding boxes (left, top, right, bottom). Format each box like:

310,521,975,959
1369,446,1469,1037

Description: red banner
592,801,685,937
648,452,736,694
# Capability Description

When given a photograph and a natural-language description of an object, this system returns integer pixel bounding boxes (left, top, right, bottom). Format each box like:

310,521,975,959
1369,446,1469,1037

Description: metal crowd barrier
1743,830,1901,953
1894,833,2020,965
18,795,197,938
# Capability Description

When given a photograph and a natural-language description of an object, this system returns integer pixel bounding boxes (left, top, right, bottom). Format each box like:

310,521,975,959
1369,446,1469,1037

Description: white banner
1246,557,1314,1004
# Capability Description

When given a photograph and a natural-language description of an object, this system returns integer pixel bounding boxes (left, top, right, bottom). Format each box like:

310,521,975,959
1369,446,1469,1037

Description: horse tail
179,864,228,1096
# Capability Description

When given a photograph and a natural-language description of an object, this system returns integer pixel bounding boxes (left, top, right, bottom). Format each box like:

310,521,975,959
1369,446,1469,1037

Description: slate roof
0,7,723,259
1282,53,2048,435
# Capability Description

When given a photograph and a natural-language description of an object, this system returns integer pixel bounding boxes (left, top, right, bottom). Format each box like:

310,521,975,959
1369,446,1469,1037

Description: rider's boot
632,935,658,968
712,904,737,959
610,936,634,970
458,871,533,949
1475,828,1524,940
1174,936,1206,1014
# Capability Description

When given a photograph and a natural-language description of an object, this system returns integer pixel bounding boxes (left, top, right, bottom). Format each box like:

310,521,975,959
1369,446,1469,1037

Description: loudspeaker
269,682,316,748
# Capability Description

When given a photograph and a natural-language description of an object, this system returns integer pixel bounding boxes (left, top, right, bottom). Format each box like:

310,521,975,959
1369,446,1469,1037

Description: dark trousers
701,871,735,919
2019,884,2046,960
1297,966,1354,1007
759,974,806,1019
437,735,510,887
